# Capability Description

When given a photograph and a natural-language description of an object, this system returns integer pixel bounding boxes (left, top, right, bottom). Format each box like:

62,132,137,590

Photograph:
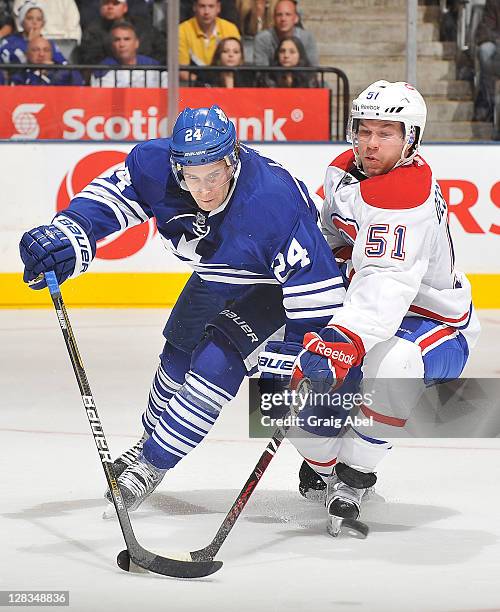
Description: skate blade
327,515,342,537
327,516,369,539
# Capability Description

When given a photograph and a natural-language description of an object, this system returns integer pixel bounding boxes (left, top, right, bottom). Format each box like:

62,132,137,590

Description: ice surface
1,309,500,612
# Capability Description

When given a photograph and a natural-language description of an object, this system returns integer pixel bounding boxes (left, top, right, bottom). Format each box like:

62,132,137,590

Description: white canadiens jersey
321,150,480,353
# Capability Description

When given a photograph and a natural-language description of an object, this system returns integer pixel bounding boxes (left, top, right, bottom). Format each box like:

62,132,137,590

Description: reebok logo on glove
303,333,357,366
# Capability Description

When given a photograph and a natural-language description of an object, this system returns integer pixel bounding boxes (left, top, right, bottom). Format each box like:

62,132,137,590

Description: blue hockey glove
258,340,303,389
291,326,363,394
19,213,96,290
257,341,303,417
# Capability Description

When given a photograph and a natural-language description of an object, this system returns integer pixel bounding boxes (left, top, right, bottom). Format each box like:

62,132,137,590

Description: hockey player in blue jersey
20,105,347,511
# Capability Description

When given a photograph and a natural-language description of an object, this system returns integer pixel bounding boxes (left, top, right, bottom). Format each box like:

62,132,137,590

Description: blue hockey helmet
170,105,239,190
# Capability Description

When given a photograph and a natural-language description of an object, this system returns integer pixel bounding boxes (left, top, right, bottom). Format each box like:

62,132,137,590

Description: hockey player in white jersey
19,105,347,513
290,80,480,535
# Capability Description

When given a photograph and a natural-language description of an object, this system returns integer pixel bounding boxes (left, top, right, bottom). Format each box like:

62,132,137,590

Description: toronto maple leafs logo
193,211,209,238
214,107,228,124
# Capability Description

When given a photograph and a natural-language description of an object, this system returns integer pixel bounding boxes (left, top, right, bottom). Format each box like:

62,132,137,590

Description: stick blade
122,547,223,579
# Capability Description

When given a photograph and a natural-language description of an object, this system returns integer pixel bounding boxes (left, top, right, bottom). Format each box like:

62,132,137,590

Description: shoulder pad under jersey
359,156,433,210
126,138,172,201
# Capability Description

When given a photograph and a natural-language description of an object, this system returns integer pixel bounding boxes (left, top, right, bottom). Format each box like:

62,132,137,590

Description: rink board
1,142,499,307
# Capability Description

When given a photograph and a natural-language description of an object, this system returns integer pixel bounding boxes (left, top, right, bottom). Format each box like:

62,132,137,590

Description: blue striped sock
142,363,183,435
142,341,191,435
143,330,246,469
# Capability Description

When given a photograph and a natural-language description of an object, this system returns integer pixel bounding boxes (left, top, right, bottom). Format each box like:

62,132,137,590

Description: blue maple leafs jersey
62,139,345,340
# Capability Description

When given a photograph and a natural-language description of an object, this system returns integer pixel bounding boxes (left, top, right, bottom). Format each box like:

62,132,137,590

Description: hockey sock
142,341,191,435
143,330,246,469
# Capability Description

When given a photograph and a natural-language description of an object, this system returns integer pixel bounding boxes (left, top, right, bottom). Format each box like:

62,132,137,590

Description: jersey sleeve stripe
283,288,344,311
285,303,343,314
285,306,343,319
73,191,129,229
291,175,311,206
191,265,270,277
197,274,279,285
76,184,145,224
93,178,150,223
87,181,146,223
283,277,344,296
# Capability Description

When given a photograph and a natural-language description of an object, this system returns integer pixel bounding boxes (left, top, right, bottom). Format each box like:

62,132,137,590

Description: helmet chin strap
392,125,418,170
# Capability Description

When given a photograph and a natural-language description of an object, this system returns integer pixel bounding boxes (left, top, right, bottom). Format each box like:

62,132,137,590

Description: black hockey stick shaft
43,271,221,578
190,424,288,561
190,380,311,562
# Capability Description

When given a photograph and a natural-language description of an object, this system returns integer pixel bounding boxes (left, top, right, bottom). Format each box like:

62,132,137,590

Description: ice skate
326,473,364,536
112,432,149,478
104,452,167,514
298,460,327,502
103,433,149,517
325,463,375,538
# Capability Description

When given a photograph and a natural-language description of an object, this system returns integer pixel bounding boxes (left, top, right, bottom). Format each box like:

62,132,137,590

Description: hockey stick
118,386,303,567
119,378,367,568
183,379,368,561
190,418,288,561
42,271,222,579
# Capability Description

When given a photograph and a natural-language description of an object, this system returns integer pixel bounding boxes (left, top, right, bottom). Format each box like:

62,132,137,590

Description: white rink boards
1,142,499,309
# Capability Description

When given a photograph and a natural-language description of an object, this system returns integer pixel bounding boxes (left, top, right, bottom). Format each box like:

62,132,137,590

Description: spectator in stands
237,0,277,37
439,0,459,42
179,0,241,82
474,0,500,122
13,0,81,60
0,0,7,78
78,0,165,65
0,0,13,16
260,35,316,87
10,34,84,83
0,0,9,82
253,0,317,66
0,1,13,17
180,0,239,26
0,4,15,40
198,36,254,87
77,0,155,30
0,1,67,64
91,21,166,87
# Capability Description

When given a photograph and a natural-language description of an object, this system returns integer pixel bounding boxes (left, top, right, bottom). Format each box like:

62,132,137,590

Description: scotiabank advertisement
0,86,331,141
1,142,498,307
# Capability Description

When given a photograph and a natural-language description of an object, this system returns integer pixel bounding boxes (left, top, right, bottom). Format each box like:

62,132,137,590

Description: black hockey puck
117,549,131,571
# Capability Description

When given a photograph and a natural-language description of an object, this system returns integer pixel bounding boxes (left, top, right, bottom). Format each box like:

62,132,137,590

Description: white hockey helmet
347,80,427,169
